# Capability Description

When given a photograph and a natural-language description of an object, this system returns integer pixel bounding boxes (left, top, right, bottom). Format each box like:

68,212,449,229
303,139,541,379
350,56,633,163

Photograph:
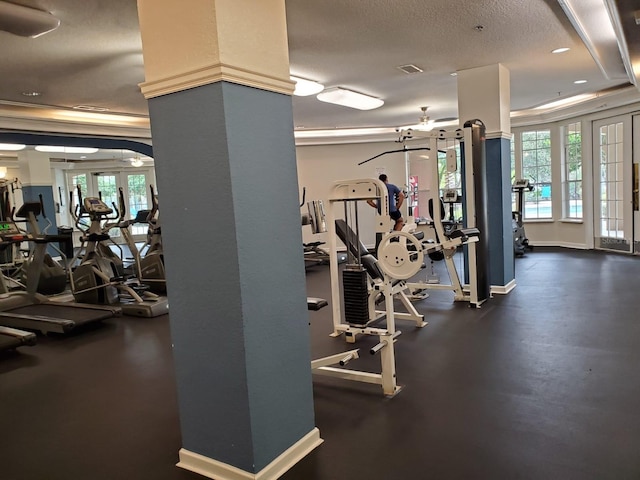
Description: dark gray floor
2,248,640,480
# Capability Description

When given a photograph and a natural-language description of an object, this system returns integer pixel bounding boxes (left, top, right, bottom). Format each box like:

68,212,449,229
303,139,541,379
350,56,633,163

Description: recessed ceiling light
552,47,570,54
574,79,587,84
22,91,41,96
450,72,458,77
290,76,324,96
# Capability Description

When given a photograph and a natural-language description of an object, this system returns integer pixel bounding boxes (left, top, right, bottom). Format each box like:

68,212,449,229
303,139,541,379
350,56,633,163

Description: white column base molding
491,279,516,295
176,428,323,480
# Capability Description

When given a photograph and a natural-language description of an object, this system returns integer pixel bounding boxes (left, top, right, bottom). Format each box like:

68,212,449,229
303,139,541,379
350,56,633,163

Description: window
127,174,149,235
96,175,118,207
65,168,155,241
95,174,120,237
521,129,552,219
563,122,582,219
437,141,463,222
510,136,516,212
70,173,88,208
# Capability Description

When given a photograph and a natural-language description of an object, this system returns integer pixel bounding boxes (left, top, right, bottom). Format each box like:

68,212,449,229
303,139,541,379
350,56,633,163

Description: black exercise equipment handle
300,187,306,207
39,194,46,218
118,187,127,221
77,185,84,211
148,185,158,223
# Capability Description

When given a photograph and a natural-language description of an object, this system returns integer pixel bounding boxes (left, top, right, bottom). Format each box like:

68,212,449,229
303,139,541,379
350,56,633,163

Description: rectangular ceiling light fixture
316,87,384,110
290,76,325,96
0,143,26,151
0,1,60,37
35,146,99,154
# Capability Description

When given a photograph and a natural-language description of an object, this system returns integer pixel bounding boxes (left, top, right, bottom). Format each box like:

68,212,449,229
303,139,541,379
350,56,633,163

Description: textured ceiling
0,0,638,139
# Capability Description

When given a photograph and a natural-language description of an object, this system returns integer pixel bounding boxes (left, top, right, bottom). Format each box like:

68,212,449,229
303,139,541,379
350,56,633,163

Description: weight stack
342,267,370,326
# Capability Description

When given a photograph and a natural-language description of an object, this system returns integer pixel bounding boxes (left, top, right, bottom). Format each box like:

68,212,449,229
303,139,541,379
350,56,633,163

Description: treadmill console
442,189,460,203
512,179,533,191
83,197,113,215
0,221,30,243
0,221,21,235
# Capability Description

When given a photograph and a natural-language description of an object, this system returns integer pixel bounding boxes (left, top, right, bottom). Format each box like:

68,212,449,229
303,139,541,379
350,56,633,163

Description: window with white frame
510,136,516,212
563,122,582,219
65,168,154,240
127,173,150,235
437,141,462,222
521,129,552,219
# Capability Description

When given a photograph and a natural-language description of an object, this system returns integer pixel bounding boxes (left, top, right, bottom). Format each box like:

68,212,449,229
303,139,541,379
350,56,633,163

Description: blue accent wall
21,185,57,233
485,137,515,286
21,185,61,257
460,137,514,288
148,81,314,473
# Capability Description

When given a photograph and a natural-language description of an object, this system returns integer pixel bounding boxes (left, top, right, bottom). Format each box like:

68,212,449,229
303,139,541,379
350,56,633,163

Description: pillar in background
17,149,57,233
457,63,515,293
137,1,320,479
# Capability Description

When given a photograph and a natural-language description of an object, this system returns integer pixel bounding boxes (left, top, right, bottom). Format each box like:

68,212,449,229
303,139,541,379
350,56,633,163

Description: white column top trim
140,63,295,99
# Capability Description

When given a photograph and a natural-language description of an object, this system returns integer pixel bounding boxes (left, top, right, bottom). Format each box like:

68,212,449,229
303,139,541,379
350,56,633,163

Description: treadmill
0,325,36,351
0,221,121,334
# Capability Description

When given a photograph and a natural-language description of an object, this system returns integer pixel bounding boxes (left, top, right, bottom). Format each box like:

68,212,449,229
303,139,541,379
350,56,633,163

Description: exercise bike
512,179,534,256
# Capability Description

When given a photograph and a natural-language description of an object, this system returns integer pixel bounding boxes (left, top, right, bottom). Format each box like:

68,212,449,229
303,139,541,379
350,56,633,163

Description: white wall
297,141,407,248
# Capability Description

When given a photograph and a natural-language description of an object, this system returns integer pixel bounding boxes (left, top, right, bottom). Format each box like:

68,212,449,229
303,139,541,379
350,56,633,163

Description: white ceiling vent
397,64,424,74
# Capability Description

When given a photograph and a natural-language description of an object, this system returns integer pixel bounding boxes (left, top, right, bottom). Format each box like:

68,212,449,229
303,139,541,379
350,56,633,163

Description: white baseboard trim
529,241,589,250
491,279,516,295
177,428,323,480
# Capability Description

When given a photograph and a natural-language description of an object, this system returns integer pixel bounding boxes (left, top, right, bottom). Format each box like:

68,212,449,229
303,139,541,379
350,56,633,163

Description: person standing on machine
368,174,405,231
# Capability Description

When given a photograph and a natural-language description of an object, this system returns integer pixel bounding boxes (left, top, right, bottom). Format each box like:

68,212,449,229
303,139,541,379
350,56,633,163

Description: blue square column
137,1,321,478
458,64,515,292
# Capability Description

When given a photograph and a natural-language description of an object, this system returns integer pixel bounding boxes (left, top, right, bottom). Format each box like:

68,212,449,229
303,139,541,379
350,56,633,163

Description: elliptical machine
117,185,166,295
13,196,68,295
69,186,168,317
512,179,534,256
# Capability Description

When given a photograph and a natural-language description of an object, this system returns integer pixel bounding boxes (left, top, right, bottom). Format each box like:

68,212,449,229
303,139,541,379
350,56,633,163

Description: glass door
593,116,633,253
66,168,155,243
67,173,89,229
633,115,640,254
124,171,152,239
91,173,121,238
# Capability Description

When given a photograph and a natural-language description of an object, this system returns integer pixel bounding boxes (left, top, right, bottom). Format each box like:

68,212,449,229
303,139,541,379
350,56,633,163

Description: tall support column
136,1,321,479
17,149,57,233
457,63,515,293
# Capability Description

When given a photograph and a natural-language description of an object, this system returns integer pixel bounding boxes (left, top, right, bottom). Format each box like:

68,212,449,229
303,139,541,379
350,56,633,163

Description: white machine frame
326,179,426,339
311,178,425,397
397,126,486,307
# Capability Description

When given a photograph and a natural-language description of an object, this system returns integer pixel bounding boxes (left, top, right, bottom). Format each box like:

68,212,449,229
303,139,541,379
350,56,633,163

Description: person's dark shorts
390,210,402,221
